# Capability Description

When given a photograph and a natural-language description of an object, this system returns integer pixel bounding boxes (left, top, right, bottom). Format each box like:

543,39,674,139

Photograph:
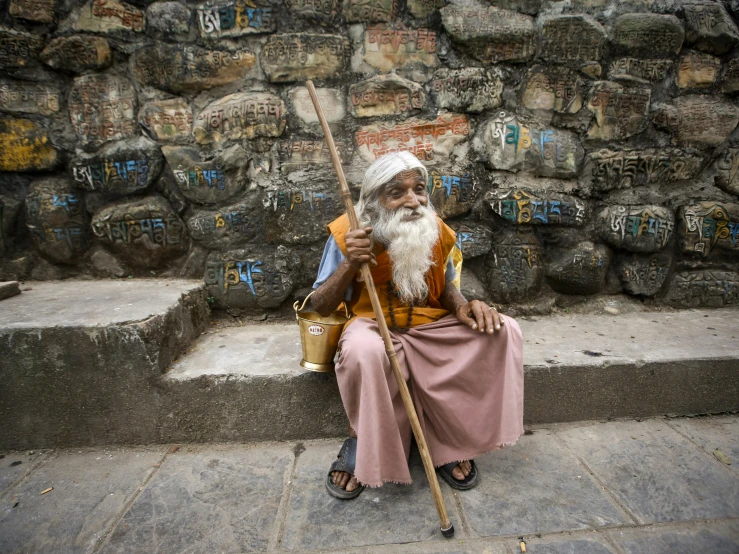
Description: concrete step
0,280,209,450
160,308,739,443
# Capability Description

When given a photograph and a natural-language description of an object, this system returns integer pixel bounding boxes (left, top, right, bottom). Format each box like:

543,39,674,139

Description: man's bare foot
451,460,472,481
331,470,360,492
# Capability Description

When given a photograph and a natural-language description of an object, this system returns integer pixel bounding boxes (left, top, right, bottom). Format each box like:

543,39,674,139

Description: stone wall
2,0,739,314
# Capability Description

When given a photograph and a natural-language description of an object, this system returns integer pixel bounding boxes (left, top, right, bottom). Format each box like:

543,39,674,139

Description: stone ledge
0,280,20,301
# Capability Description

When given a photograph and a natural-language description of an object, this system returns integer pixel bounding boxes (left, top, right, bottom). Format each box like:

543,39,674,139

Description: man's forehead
386,169,425,186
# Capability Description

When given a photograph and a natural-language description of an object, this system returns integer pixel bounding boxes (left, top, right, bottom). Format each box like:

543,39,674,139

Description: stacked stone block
1,0,739,312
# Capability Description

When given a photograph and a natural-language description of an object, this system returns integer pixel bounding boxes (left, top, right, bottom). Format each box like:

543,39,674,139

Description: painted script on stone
197,0,275,38
0,117,58,172
586,81,650,141
0,30,44,71
290,87,345,125
521,66,583,114
583,148,704,192
263,187,343,244
70,137,163,196
350,74,425,118
449,222,492,259
598,205,674,253
427,170,475,219
163,145,248,205
41,36,111,74
666,270,739,308
488,189,587,227
540,15,605,64
262,34,350,83
615,252,671,297
193,92,286,144
188,203,261,248
683,1,739,55
654,95,739,146
430,68,502,113
343,0,397,23
679,202,739,257
608,58,673,82
0,81,60,116
546,242,611,295
484,228,543,303
610,14,684,57
407,0,445,19
285,0,338,21
477,111,583,178
132,44,256,94
714,148,739,196
440,6,536,64
139,99,192,142
363,23,439,71
677,52,720,89
278,140,351,172
73,0,145,33
721,57,739,94
355,114,469,164
68,74,137,148
9,0,55,23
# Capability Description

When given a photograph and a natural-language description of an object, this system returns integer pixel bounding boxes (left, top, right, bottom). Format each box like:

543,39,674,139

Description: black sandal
325,437,365,500
437,460,479,490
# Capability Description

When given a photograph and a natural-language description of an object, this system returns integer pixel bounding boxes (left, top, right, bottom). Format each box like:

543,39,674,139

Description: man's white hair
356,152,428,224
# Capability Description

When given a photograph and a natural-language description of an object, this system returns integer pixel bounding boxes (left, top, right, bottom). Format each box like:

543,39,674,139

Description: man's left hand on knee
455,300,504,334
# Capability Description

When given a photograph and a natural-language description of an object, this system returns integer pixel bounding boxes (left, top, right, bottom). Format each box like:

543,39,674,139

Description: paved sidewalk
1,416,737,554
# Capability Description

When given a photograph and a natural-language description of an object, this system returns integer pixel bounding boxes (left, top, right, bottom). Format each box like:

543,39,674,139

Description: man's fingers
491,309,502,331
472,302,486,333
457,308,477,330
363,226,373,235
370,253,378,267
483,304,494,334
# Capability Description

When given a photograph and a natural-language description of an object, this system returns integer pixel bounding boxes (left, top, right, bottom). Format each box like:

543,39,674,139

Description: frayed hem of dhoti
356,477,414,488
432,432,525,469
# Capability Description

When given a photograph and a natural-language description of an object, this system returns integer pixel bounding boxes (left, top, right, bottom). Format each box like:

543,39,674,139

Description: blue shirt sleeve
313,236,353,300
445,256,456,283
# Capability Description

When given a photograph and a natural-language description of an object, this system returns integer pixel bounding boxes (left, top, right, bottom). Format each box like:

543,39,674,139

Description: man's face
378,170,428,221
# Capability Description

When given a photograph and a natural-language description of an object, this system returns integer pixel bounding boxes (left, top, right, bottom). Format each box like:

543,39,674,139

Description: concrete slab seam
663,418,739,479
449,488,475,539
91,447,173,553
551,428,642,526
268,442,302,551
0,449,55,501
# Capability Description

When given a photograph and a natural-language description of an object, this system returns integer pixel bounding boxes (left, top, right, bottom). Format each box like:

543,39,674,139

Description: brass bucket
294,291,351,372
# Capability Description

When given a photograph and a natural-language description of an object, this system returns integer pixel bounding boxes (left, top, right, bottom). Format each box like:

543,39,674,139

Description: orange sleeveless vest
327,214,457,329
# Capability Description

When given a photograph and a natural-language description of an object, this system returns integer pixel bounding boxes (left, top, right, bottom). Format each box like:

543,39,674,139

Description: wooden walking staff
305,80,455,538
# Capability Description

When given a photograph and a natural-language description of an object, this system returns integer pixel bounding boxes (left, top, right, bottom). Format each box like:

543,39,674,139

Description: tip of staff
441,524,455,538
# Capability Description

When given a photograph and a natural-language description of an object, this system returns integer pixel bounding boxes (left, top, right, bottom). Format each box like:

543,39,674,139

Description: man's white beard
371,203,439,305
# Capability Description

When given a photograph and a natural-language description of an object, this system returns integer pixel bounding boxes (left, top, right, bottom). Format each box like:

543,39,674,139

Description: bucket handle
293,291,350,320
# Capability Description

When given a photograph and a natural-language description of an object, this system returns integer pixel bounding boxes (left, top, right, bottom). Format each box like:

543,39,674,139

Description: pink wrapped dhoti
335,313,524,487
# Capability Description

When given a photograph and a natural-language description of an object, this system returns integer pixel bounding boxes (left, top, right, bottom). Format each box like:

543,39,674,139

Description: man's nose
403,190,420,208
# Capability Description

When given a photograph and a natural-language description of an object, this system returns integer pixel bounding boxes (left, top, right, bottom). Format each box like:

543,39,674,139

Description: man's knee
338,320,386,367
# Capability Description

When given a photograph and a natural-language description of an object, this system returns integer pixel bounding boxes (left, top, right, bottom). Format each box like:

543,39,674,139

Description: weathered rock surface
146,1,193,42
406,0,444,19
162,144,248,205
91,196,188,268
653,95,739,146
25,177,91,264
363,23,440,70
483,227,543,303
263,185,343,245
540,15,606,65
278,139,352,173
0,29,44,72
683,1,739,55
0,193,23,252
714,147,739,196
0,280,21,300
0,80,60,116
545,242,611,295
139,98,192,142
677,52,721,89
68,74,137,149
262,34,350,82
286,0,339,23
193,92,286,144
614,251,671,297
343,0,397,22
677,202,739,258
610,13,684,58
608,58,673,82
196,0,275,38
476,111,583,178
721,58,739,94
187,202,263,250
449,221,493,259
665,270,739,307
349,74,425,118
430,68,502,113
71,0,146,34
355,113,469,164
441,6,536,63
289,87,345,126
585,81,650,141
204,247,301,309
487,189,588,227
40,36,112,74
70,136,164,196
0,117,58,172
597,205,674,253
582,148,704,193
521,65,583,115
9,0,55,23
131,44,256,94
427,170,476,219
90,247,126,277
